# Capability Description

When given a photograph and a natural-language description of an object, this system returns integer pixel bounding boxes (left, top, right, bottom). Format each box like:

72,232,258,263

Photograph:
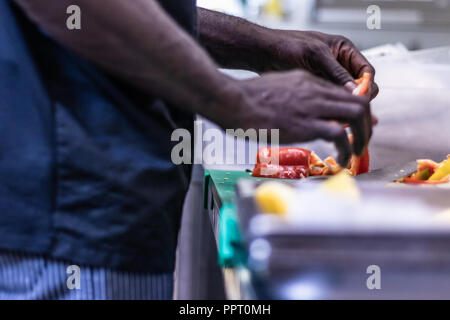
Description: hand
263,30,379,100
218,70,372,166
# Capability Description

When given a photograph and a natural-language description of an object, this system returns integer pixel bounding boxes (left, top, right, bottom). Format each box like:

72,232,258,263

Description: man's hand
263,30,379,100
199,9,378,100
218,70,372,166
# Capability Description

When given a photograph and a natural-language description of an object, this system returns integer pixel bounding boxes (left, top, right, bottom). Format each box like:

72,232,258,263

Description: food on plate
252,73,372,180
397,156,450,185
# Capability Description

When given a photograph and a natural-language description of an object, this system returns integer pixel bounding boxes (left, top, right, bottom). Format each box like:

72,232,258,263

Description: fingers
306,120,352,167
322,36,378,100
353,64,378,100
371,114,379,126
315,50,355,87
345,50,379,100
315,48,380,102
371,82,379,100
310,98,372,156
255,70,374,163
305,79,373,155
344,81,357,93
363,69,379,100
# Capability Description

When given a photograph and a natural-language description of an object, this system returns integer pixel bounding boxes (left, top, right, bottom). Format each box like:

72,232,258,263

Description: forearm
14,0,241,124
198,8,274,73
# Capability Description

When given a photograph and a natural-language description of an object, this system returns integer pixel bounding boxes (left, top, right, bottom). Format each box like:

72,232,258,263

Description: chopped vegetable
352,72,371,96
254,181,294,215
429,157,450,181
417,159,440,176
346,135,370,176
403,178,447,185
357,148,371,174
397,155,450,185
251,74,373,180
252,147,311,179
316,74,372,177
256,147,311,166
348,73,372,174
413,168,431,180
252,163,309,179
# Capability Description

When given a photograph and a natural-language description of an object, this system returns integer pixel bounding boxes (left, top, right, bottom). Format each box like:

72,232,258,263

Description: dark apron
0,0,197,273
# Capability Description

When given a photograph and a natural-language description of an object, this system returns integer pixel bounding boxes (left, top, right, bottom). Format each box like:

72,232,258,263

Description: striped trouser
0,250,173,300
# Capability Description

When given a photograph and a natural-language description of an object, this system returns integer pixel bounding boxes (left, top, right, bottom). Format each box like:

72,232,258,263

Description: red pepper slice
346,135,370,176
253,147,311,179
252,163,309,179
349,73,371,175
416,159,439,177
353,72,371,96
256,147,311,166
354,148,370,175
403,177,447,185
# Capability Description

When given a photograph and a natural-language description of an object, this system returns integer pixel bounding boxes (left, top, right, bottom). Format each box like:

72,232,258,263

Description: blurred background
198,0,450,50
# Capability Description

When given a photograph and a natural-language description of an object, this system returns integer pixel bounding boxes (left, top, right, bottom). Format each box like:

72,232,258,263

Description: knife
355,160,418,183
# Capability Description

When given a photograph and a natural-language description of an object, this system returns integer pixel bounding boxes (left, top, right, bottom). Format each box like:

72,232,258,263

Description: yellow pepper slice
429,158,450,181
254,181,294,216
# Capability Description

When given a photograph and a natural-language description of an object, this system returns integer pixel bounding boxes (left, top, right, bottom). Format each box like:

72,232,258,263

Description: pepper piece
256,147,311,166
429,157,450,182
252,163,309,179
252,147,311,179
403,177,447,185
411,168,431,181
349,73,372,174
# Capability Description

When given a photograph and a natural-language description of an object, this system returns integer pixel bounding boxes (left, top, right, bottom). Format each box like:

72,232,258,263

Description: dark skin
14,0,377,166
198,8,379,99
218,70,371,165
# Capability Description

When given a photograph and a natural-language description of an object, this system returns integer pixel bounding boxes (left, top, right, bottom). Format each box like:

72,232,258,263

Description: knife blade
355,160,418,182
